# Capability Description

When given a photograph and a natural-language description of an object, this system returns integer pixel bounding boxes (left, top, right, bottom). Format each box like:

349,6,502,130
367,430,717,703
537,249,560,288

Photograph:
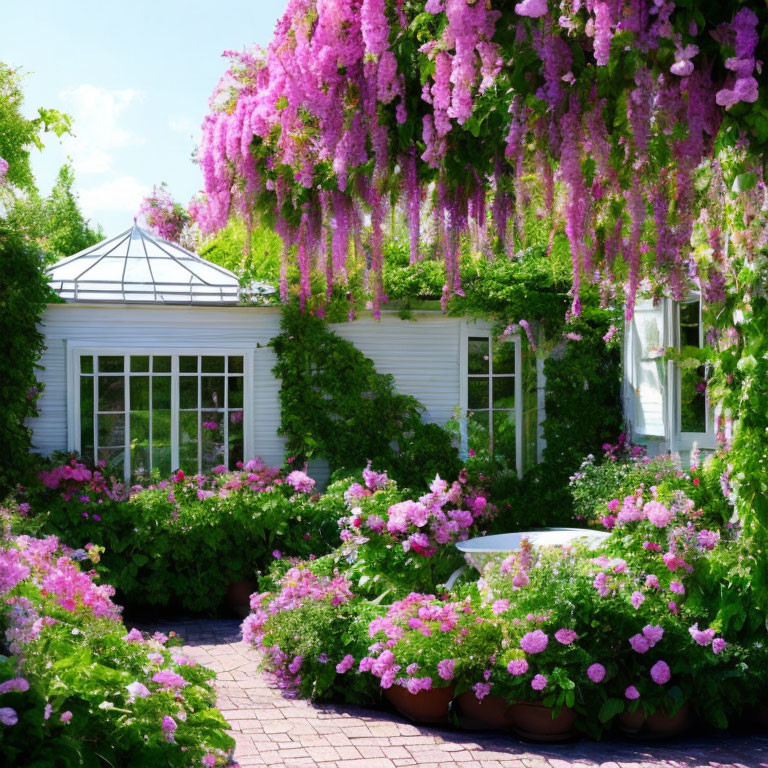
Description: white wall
31,304,486,475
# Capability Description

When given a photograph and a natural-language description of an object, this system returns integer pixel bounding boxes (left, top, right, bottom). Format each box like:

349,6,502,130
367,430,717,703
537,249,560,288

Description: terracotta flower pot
618,703,690,739
384,684,455,724
225,579,256,615
507,701,577,742
455,691,511,730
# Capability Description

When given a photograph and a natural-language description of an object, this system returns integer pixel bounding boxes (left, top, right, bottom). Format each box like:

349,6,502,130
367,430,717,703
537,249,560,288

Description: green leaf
598,697,625,723
732,172,758,193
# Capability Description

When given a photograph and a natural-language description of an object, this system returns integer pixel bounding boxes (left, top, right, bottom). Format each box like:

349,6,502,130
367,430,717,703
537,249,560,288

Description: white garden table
445,528,611,589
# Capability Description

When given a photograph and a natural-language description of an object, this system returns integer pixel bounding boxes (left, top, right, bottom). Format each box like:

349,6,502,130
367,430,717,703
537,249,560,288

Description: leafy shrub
0,526,234,766
16,459,340,614
272,303,461,489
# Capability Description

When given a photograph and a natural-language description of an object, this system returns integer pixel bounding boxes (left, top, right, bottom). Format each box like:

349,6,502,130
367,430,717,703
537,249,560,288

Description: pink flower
0,678,29,694
473,682,491,700
126,681,151,701
642,625,664,647
520,629,548,654
202,755,217,767
514,0,548,18
123,628,144,643
645,574,660,589
587,663,606,683
554,629,578,645
60,711,72,723
0,707,18,726
437,659,455,681
336,654,355,674
669,580,685,595
162,715,177,741
507,658,529,676
625,685,640,700
492,599,509,615
631,591,645,609
629,634,650,654
152,670,188,689
286,470,315,494
688,624,715,646
697,529,719,550
531,674,548,691
650,660,671,685
643,501,673,527
712,638,727,655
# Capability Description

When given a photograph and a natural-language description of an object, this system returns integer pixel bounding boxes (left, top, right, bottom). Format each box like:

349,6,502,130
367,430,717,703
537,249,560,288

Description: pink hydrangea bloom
492,599,509,615
473,682,491,700
631,591,645,609
122,628,143,643
336,654,355,674
642,625,664,647
520,629,548,654
697,529,719,550
0,707,18,726
645,574,660,589
629,634,650,654
650,660,671,685
507,658,529,676
688,624,715,646
625,685,640,700
437,659,455,681
0,678,29,694
60,711,73,723
126,681,151,701
531,674,548,691
152,670,188,689
554,629,578,645
643,501,673,527
161,715,177,741
286,470,315,493
712,638,727,655
587,663,606,683
669,580,685,595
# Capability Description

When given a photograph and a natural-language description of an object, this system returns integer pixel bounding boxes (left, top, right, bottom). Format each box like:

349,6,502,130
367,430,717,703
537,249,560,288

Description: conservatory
34,223,544,482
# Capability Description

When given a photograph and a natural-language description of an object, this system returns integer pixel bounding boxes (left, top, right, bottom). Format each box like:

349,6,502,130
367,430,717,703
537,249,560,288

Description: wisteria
191,1,765,322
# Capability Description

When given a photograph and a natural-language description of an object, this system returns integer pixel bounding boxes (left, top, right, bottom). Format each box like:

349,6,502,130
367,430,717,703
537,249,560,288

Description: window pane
130,356,150,372
468,378,489,409
468,338,489,374
153,375,171,410
492,376,515,409
98,376,124,411
201,376,225,409
80,377,94,464
152,379,172,476
178,411,198,474
201,356,225,373
98,413,125,448
80,356,93,374
468,410,489,454
180,356,198,373
98,356,124,373
492,342,515,374
681,365,707,433
493,411,516,463
97,447,125,475
130,376,149,410
229,411,244,466
228,376,244,409
228,356,244,374
130,409,150,475
680,301,700,348
152,356,171,372
180,376,198,409
201,412,224,471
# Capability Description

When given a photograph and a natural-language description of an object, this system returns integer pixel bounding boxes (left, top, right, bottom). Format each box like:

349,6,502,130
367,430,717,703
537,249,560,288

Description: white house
35,224,544,482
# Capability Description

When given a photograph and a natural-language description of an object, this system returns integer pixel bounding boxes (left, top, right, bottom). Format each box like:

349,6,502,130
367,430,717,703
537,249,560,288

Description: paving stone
140,619,768,768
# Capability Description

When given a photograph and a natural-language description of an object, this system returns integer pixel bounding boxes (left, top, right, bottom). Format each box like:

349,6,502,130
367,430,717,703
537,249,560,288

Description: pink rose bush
0,523,235,766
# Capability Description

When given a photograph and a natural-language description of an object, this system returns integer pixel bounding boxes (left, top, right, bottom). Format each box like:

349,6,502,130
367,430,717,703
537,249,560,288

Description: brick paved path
143,619,768,768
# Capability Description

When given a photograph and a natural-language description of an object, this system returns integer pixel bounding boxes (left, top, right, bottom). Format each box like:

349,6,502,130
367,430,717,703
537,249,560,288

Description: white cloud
58,84,146,176
168,115,197,135
79,176,150,216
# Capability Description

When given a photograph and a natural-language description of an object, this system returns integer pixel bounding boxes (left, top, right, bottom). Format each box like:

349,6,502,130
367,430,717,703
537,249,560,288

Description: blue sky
1,0,286,235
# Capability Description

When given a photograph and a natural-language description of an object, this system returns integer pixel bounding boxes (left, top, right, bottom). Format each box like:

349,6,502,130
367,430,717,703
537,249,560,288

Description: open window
71,350,250,479
461,330,538,476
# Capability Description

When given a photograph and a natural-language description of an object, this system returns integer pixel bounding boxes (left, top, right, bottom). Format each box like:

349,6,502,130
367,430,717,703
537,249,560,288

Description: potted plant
361,593,481,724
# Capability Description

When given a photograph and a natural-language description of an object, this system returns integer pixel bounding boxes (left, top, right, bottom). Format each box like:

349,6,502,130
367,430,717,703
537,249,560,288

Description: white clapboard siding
30,305,485,477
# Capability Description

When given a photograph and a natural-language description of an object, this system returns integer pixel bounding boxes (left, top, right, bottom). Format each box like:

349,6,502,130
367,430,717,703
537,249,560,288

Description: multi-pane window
678,298,709,434
466,336,517,464
77,353,245,478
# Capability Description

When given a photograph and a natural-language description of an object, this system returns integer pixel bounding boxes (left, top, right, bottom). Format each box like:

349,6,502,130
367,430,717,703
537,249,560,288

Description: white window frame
459,322,523,476
670,296,716,452
66,344,254,478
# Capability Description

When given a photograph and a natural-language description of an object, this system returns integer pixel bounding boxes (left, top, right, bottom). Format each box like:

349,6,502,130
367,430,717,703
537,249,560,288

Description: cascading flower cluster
192,0,766,323
137,184,191,244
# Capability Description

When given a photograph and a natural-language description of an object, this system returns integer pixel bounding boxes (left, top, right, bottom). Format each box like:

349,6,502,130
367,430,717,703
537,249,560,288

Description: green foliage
9,164,103,263
17,475,340,615
199,217,282,285
271,303,460,488
0,64,71,194
0,225,50,496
